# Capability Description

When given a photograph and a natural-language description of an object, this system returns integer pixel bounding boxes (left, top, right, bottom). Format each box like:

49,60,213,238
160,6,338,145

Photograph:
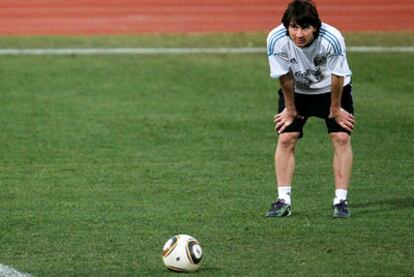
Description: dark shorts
278,84,354,138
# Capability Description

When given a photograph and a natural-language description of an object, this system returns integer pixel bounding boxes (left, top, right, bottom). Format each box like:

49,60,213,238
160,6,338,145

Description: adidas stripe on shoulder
319,23,346,56
267,24,288,56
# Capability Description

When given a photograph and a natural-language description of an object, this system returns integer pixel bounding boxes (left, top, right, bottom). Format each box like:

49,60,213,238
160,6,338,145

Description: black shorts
278,84,354,138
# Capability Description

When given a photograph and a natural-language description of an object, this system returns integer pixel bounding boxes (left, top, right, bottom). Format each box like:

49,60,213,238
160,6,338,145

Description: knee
330,132,351,148
277,133,299,151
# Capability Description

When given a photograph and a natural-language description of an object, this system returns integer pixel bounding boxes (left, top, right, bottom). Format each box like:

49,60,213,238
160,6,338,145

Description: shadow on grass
154,266,221,276
351,197,414,215
273,197,414,218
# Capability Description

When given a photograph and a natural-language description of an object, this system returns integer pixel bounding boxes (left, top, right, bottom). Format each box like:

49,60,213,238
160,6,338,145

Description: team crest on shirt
314,56,327,66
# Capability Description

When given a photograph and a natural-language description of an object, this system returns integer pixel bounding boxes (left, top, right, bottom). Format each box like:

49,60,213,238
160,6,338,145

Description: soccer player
265,0,354,218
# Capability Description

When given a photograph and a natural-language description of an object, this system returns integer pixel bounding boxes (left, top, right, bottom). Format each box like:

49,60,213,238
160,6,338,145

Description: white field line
348,46,414,52
0,264,32,277
0,46,412,55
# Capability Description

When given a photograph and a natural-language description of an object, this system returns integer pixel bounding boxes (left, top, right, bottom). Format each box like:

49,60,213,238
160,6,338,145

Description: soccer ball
162,234,203,272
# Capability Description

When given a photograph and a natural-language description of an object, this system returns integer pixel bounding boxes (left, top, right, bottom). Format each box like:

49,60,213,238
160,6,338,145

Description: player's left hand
329,108,355,132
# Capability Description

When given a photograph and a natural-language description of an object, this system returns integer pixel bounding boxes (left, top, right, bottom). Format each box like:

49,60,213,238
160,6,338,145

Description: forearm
329,74,354,131
279,72,296,113
330,74,344,113
274,72,298,133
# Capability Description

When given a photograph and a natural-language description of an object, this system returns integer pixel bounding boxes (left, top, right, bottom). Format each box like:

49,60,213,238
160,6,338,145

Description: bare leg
330,132,353,189
275,132,300,187
266,132,300,217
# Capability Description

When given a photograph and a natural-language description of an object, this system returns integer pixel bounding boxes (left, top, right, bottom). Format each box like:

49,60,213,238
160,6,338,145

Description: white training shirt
267,22,351,94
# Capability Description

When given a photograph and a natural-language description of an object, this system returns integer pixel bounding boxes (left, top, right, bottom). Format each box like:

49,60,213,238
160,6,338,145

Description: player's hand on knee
329,108,355,132
274,108,302,134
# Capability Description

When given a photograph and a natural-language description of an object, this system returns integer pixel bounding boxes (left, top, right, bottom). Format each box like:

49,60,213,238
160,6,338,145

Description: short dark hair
282,0,321,33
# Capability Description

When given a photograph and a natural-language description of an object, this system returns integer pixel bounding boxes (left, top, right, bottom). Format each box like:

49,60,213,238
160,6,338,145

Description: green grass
0,34,413,276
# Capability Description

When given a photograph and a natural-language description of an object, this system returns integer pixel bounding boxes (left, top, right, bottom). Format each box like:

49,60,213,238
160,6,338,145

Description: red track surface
0,0,413,35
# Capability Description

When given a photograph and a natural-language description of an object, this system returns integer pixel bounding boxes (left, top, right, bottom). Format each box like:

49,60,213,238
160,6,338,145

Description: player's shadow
351,196,414,215
198,266,221,273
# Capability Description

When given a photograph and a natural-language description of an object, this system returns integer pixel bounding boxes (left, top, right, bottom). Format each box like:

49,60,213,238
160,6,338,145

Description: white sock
333,189,348,205
278,186,291,205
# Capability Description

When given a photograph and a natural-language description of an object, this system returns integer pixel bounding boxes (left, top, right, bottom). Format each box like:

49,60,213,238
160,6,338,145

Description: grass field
0,33,413,276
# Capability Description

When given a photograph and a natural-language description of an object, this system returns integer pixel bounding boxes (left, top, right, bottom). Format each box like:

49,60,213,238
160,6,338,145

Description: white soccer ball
162,234,203,272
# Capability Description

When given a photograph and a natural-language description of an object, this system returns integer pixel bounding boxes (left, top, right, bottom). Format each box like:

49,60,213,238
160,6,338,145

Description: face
288,21,316,48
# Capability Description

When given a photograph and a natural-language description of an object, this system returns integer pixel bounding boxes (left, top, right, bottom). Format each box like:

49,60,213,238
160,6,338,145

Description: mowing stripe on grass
0,264,32,277
0,46,412,55
0,47,263,55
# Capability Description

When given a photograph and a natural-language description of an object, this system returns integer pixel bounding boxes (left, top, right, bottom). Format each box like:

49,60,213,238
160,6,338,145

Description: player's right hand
274,108,303,134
